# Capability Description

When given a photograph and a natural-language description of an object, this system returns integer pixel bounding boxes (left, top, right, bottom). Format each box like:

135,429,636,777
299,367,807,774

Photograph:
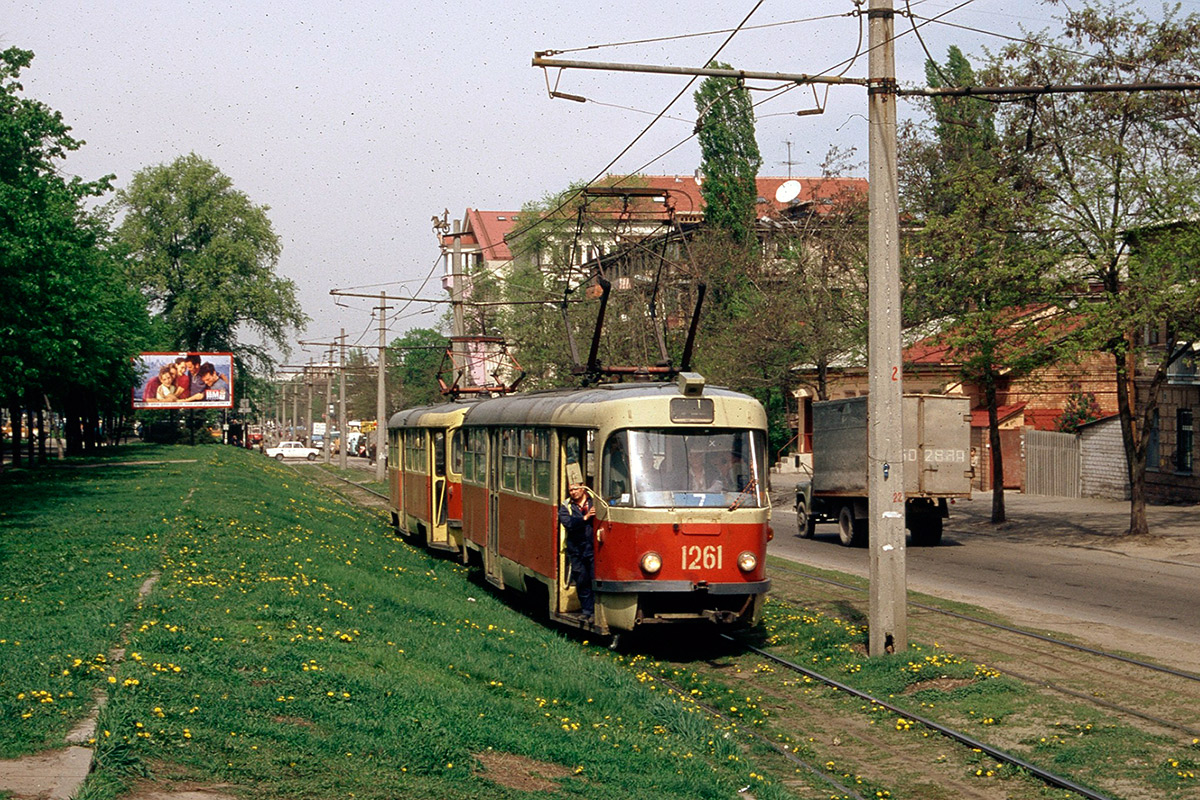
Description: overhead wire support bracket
532,53,869,88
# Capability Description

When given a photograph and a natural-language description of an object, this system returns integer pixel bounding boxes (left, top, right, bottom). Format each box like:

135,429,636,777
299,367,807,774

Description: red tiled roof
543,175,867,221
441,209,522,262
1026,408,1065,431
971,403,1027,428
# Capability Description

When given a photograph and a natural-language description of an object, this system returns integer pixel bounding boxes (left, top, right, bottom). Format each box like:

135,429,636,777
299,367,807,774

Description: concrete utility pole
290,380,298,442
323,348,333,464
449,220,469,389
866,0,907,656
305,360,314,446
376,294,389,482
338,328,348,471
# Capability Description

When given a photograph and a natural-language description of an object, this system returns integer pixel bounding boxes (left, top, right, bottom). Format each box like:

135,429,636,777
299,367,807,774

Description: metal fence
1024,429,1080,498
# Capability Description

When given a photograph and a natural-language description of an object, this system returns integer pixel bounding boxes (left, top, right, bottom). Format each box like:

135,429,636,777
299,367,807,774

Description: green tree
0,47,149,460
389,328,450,408
114,153,308,372
693,61,762,247
994,1,1200,535
901,46,1062,522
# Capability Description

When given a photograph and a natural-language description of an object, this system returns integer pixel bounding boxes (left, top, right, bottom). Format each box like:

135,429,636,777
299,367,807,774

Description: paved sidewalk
768,470,1200,565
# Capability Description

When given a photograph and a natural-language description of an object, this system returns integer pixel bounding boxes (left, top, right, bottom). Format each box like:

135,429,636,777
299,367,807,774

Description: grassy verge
312,461,387,496
655,590,1200,798
1,444,800,800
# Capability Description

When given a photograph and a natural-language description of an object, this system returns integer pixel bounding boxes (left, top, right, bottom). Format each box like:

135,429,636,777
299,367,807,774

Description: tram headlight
737,551,757,573
640,551,663,574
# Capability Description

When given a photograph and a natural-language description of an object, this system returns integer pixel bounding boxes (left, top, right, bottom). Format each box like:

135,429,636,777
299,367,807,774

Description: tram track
296,462,1192,798
769,561,1200,739
716,633,1119,800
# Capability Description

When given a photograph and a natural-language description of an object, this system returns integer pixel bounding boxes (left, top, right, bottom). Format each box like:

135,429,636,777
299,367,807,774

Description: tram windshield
602,429,767,508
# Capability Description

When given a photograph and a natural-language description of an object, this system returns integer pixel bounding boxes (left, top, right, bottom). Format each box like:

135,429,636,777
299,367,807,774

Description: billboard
132,352,234,410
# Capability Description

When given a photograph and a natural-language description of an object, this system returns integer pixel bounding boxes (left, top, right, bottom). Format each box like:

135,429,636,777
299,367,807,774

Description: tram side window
474,429,487,485
389,431,400,470
563,434,585,489
501,428,518,490
518,429,534,494
451,429,463,477
405,431,426,474
602,433,631,505
533,429,551,498
433,431,446,477
462,430,475,483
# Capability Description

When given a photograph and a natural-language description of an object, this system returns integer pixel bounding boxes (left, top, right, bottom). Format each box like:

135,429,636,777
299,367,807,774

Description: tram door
428,430,448,547
484,428,503,587
557,432,589,612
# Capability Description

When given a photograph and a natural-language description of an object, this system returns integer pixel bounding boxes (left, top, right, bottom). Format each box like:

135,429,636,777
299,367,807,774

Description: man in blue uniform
558,482,597,621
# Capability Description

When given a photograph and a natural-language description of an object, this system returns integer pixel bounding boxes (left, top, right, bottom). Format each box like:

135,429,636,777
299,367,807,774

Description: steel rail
653,675,869,800
770,562,1200,682
725,635,1118,800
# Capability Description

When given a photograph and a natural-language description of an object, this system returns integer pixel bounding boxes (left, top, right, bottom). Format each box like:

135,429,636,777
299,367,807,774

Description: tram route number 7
682,545,723,570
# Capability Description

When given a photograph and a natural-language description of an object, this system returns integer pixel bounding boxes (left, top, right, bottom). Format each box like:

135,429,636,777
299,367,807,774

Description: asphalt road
766,488,1200,674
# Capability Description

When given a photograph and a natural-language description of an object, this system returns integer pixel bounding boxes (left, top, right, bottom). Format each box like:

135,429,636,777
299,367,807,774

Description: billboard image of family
132,352,234,410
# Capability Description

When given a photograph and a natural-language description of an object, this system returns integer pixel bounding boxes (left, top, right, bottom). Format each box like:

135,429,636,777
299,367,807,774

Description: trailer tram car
388,373,773,638
387,402,471,554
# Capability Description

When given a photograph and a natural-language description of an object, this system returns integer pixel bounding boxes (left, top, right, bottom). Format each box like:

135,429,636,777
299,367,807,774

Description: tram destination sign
670,397,714,424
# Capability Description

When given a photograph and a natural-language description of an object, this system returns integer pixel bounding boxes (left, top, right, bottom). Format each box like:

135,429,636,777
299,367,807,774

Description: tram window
501,428,518,490
451,430,463,476
433,431,446,477
620,429,767,508
518,429,534,494
405,431,425,473
474,429,488,485
533,429,551,498
602,433,631,505
462,431,474,483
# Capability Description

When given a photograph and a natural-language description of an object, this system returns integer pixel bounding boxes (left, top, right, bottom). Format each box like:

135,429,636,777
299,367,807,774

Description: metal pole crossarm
532,54,868,87
900,81,1200,97
330,289,452,303
329,288,575,307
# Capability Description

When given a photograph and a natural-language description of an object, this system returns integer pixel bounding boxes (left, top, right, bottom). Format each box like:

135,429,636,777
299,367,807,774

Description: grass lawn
0,444,798,800
4,443,1197,799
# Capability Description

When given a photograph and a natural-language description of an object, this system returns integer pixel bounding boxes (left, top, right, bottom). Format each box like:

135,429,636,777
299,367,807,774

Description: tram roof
387,400,474,429
460,381,765,429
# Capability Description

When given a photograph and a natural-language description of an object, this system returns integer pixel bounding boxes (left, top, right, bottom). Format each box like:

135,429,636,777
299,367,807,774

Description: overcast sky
5,0,1187,364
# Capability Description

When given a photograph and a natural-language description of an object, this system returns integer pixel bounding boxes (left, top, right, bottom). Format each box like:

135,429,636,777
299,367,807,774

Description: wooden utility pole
867,0,906,656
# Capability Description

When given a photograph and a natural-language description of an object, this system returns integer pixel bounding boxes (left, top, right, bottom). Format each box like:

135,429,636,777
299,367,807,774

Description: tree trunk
1113,345,1149,536
64,395,83,456
36,404,46,465
25,396,35,465
9,402,22,468
985,376,1006,523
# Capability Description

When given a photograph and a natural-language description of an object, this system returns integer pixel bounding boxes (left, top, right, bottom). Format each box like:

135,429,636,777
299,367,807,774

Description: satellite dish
775,179,802,204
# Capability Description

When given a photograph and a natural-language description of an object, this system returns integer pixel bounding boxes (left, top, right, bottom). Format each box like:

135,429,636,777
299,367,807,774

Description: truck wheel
910,514,943,546
796,501,815,538
837,505,868,547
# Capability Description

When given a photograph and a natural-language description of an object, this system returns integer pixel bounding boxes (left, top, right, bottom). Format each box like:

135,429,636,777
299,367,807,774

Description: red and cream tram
387,402,470,554
387,373,772,636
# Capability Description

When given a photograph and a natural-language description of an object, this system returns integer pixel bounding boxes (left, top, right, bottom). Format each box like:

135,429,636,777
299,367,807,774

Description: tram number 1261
682,545,723,570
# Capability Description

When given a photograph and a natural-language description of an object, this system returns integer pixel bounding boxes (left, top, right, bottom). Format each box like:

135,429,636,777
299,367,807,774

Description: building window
1177,408,1194,474
1146,409,1160,472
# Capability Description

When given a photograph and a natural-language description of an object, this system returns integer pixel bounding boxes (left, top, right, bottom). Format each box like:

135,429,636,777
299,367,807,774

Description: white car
265,441,320,461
